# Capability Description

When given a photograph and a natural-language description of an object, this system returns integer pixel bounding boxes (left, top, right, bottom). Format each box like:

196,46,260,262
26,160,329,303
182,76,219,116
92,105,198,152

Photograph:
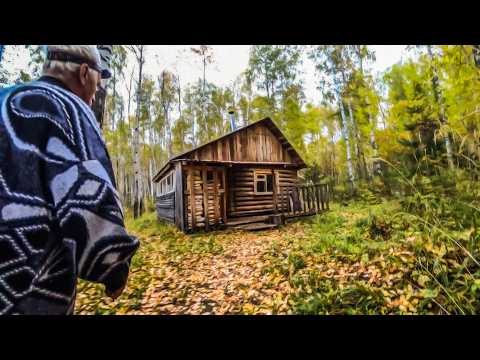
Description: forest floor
74,199,477,315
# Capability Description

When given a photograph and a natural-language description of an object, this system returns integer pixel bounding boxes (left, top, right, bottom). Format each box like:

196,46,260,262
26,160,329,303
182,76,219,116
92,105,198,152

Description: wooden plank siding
184,122,295,164
155,192,175,222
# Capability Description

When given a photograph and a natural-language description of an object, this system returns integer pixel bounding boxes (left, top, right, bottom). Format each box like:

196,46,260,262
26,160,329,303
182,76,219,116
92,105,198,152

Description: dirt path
140,229,289,315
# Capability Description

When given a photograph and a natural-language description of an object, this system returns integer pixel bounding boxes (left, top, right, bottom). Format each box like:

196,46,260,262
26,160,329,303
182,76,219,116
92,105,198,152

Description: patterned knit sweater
0,76,139,315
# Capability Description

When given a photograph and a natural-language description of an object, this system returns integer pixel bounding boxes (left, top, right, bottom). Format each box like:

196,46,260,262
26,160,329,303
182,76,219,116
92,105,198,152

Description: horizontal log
235,195,273,199
231,182,253,187
187,201,204,206
235,196,273,202
231,187,253,192
277,170,297,173
235,200,274,205
229,209,275,216
234,191,275,196
189,212,205,217
254,169,275,174
232,205,274,211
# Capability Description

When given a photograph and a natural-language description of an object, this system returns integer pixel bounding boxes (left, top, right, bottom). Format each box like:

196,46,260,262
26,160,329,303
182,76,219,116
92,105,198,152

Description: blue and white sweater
0,76,139,315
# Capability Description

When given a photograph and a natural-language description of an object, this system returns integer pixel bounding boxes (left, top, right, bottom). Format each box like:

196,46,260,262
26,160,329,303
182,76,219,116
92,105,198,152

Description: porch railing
278,183,330,218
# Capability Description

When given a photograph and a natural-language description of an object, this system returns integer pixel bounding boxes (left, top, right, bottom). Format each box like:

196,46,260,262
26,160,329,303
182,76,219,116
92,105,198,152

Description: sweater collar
38,75,71,92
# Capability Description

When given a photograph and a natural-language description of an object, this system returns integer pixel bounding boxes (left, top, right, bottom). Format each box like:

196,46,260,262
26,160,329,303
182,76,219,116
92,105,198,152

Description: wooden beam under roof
171,159,305,169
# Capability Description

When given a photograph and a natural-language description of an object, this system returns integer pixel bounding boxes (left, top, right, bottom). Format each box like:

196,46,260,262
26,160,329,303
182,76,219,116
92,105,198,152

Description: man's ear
78,64,89,86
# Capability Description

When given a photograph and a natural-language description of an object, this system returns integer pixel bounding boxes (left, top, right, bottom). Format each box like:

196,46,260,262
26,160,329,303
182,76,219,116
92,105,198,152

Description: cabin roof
152,117,306,182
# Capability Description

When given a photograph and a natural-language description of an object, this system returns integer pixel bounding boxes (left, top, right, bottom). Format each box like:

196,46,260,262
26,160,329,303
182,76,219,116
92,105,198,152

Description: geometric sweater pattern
0,77,139,315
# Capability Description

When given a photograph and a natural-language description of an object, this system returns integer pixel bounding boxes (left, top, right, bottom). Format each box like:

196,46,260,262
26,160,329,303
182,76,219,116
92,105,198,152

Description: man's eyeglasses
46,50,109,79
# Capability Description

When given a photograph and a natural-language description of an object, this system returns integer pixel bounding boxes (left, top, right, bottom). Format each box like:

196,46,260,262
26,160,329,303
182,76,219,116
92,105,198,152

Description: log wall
228,167,298,217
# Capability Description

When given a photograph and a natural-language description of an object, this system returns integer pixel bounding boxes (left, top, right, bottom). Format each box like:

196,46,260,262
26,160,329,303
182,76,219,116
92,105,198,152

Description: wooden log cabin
152,117,330,232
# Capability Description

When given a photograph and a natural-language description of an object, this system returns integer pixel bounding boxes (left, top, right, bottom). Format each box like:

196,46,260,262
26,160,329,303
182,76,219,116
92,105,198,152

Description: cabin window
255,172,274,194
157,171,175,196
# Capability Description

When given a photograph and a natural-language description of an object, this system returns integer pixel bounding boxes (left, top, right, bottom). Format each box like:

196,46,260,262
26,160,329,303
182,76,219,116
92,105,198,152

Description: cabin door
201,167,226,228
185,166,226,231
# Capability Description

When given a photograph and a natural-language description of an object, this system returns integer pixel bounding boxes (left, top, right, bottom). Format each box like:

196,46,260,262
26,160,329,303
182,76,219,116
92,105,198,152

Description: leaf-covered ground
75,199,479,315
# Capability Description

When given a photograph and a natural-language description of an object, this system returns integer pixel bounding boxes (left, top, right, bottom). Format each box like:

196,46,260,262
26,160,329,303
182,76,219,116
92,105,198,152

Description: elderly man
0,45,139,315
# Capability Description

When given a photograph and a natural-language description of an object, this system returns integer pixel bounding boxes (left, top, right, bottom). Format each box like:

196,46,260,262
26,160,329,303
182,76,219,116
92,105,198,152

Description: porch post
174,162,185,232
273,169,278,214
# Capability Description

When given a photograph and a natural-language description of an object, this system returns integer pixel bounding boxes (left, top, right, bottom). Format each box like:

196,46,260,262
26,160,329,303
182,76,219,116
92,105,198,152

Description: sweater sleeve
6,84,140,293
54,160,139,293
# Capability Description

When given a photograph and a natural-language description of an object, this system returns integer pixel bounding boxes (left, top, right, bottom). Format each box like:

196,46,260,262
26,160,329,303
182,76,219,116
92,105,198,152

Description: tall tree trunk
338,99,355,185
347,100,368,180
177,74,182,118
354,46,380,179
426,45,454,170
166,111,172,159
126,65,135,121
246,95,251,126
369,115,383,178
132,46,145,218
330,134,338,183
111,66,117,131
149,159,154,199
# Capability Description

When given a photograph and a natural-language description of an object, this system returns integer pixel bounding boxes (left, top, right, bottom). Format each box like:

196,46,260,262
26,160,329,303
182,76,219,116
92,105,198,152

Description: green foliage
247,45,303,107
7,45,480,314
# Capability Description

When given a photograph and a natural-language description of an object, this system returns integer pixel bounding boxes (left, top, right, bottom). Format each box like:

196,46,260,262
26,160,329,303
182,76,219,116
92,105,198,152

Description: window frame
254,170,274,195
157,170,175,196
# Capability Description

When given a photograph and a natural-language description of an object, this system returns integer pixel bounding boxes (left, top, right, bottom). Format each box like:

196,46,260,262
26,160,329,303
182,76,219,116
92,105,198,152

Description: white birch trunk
339,99,355,185
132,46,144,218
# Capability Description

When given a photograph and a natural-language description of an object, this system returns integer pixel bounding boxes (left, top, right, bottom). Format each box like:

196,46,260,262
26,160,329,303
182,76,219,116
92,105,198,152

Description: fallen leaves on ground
75,201,477,315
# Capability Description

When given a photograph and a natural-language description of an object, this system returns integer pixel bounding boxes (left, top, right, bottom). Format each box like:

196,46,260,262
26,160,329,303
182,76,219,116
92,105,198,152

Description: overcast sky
3,45,410,104
138,45,409,104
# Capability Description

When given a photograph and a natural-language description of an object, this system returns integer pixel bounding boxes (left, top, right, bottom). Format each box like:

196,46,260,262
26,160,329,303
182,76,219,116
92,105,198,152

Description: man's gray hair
42,45,101,75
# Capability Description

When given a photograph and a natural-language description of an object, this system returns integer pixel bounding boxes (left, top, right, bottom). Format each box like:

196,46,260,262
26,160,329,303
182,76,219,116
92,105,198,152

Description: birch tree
425,45,454,170
158,70,178,159
309,45,356,186
190,45,214,147
127,45,146,218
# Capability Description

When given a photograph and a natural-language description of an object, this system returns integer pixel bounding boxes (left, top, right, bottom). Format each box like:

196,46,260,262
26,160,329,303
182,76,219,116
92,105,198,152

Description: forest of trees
2,45,480,218
4,44,480,314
